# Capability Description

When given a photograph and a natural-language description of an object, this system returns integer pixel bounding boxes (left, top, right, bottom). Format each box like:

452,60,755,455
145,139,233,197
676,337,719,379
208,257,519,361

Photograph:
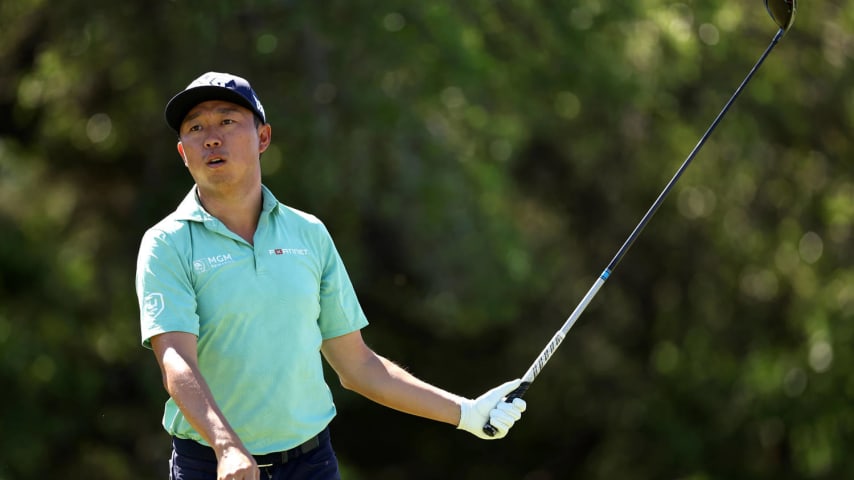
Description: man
136,72,527,480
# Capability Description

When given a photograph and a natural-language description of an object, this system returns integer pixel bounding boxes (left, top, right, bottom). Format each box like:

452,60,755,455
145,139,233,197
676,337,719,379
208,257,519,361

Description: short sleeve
315,225,369,339
135,227,201,348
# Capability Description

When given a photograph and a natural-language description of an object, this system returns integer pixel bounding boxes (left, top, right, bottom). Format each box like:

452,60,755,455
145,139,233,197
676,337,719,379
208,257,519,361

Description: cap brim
164,86,258,133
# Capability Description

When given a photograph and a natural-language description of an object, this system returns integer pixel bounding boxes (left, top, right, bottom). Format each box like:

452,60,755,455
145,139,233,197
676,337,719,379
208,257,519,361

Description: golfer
136,72,527,480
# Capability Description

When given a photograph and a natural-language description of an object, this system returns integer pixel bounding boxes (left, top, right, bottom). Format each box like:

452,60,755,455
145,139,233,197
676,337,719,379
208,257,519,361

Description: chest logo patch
268,248,309,256
193,253,235,273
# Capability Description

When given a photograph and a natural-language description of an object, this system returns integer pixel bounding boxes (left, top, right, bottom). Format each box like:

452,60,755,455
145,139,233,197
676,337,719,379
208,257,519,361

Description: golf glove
458,379,527,439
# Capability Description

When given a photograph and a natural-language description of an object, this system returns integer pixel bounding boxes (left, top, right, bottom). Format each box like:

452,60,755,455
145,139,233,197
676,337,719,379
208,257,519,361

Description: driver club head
765,0,797,31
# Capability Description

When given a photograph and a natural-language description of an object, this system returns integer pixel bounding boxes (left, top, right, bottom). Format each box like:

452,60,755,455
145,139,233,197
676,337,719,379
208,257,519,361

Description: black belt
172,427,325,467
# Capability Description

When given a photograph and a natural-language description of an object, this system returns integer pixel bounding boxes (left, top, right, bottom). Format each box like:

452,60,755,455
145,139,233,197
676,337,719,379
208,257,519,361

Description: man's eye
222,119,235,125
188,125,202,132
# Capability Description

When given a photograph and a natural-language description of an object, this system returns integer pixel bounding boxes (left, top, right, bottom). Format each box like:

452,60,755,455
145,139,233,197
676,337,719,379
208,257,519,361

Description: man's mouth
207,157,225,165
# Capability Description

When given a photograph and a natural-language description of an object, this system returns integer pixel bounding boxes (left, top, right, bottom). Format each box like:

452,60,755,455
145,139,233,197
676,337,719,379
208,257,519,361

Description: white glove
458,379,527,440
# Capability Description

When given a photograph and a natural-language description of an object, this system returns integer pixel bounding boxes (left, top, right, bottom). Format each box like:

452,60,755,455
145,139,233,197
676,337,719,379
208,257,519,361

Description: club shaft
605,27,785,274
519,275,607,383
483,28,786,436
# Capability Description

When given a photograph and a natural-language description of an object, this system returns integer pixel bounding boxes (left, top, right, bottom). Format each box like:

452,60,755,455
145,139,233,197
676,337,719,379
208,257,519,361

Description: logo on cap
165,71,266,132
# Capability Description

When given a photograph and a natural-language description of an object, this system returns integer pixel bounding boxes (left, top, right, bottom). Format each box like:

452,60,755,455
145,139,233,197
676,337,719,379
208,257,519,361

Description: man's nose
204,134,222,149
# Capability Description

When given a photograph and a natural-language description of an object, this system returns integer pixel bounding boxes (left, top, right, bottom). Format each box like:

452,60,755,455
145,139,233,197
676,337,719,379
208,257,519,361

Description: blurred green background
1,1,851,478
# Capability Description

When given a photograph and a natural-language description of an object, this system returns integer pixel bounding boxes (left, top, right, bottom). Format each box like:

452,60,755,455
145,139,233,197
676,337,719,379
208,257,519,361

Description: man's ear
258,124,272,154
177,142,189,167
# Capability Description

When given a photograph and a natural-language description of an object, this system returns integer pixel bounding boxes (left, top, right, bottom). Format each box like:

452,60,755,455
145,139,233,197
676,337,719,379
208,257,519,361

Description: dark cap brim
164,86,262,133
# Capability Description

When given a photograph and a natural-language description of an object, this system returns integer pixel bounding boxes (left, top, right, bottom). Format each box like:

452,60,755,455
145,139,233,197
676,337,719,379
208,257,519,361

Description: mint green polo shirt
135,185,368,454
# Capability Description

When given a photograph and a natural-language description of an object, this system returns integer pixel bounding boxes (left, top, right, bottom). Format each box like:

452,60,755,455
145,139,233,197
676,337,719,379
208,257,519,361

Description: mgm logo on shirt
193,254,234,274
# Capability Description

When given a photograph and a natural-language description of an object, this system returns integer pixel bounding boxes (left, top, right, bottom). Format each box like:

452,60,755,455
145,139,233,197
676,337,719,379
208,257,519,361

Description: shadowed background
0,1,851,478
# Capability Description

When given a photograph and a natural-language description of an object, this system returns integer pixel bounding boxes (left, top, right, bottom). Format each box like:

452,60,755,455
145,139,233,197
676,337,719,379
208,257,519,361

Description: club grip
481,381,531,437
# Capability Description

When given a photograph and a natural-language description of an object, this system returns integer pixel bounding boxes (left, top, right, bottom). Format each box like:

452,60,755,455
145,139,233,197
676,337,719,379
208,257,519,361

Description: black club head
765,0,797,31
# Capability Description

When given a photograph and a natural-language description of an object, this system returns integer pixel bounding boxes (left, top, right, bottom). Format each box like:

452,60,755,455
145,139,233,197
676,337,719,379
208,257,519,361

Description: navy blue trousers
170,427,340,480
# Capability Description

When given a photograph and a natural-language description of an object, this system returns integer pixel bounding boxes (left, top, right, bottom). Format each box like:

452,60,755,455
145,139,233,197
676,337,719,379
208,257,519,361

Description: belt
172,427,325,467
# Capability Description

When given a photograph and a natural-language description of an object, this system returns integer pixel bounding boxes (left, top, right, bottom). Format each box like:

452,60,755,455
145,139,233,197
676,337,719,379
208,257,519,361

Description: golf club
484,0,797,436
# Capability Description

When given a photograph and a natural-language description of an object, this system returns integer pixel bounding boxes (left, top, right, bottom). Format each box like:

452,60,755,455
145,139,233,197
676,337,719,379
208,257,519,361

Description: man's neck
197,184,263,245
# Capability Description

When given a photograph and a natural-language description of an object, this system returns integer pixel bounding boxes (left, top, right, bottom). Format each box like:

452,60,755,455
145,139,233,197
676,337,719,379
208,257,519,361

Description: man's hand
457,379,527,439
217,445,260,480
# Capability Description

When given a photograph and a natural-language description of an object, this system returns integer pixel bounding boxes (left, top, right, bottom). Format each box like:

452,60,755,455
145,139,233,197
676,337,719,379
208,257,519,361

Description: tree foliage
1,1,851,478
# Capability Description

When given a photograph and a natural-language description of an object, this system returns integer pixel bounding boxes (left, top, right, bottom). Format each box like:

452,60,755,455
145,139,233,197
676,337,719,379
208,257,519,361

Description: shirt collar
172,184,280,222
260,184,280,214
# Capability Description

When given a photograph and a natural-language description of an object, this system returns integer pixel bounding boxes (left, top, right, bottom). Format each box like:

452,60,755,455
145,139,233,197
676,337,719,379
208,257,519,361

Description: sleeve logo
144,293,165,319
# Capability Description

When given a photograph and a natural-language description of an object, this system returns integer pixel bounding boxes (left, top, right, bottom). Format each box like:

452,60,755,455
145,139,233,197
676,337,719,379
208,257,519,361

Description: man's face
176,100,271,192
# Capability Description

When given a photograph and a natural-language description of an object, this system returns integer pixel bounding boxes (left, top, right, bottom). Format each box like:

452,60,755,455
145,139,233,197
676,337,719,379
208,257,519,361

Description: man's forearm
351,353,463,425
322,332,464,425
152,332,260,477
156,340,246,457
